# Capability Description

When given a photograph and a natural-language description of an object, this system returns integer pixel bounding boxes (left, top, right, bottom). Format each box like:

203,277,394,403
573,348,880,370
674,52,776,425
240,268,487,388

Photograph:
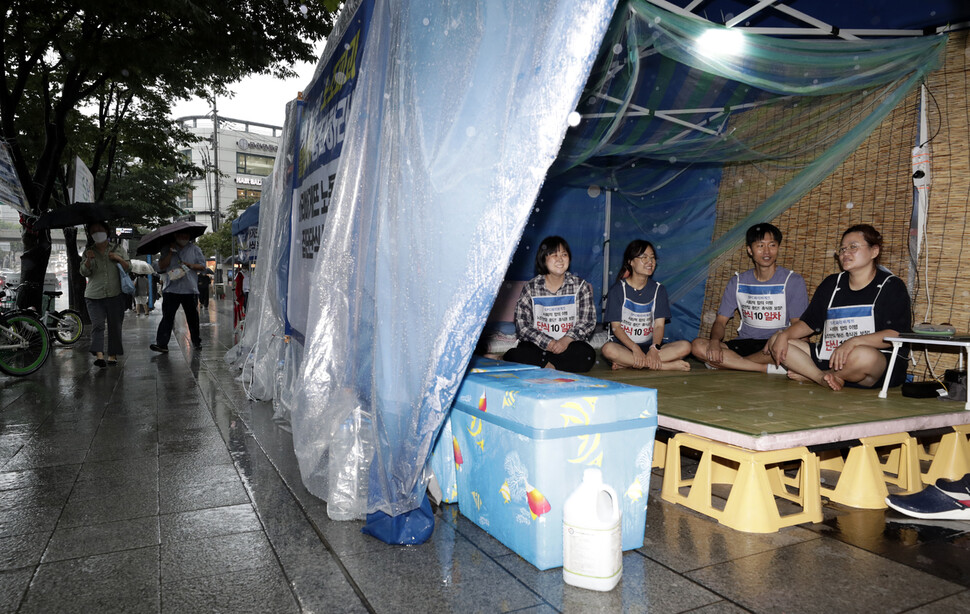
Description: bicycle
0,289,51,376
39,289,83,345
9,283,84,345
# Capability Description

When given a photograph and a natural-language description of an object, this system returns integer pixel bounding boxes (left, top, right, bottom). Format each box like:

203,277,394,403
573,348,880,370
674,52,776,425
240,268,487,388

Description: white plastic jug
562,467,622,591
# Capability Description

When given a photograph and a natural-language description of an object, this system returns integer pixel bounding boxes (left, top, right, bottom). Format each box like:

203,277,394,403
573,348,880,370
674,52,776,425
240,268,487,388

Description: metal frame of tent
648,0,970,40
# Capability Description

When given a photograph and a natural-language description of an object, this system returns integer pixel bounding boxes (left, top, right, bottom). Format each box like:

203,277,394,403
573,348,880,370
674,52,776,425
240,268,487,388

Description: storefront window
236,152,275,176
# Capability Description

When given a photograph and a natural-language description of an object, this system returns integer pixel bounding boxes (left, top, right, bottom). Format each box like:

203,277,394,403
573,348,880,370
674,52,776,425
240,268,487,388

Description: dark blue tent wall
506,162,721,343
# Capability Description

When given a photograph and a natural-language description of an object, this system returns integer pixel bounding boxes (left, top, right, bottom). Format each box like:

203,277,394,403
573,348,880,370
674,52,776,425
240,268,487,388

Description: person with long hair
503,236,597,373
79,221,130,367
769,224,911,390
691,223,808,374
601,240,690,371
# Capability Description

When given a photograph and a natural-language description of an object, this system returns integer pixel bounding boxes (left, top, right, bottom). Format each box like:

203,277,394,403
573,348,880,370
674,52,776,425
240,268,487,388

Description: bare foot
611,362,628,371
661,360,691,372
822,372,845,391
786,370,812,383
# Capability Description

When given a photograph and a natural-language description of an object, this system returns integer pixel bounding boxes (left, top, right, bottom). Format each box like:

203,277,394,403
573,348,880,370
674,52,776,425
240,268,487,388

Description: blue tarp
231,201,260,237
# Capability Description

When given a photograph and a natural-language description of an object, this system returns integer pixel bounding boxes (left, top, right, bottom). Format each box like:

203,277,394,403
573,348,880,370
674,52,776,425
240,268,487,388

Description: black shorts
810,347,909,389
725,337,768,357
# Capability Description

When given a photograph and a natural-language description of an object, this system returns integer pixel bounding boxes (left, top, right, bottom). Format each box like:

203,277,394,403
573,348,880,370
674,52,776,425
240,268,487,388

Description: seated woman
503,236,596,373
601,240,691,371
769,224,911,391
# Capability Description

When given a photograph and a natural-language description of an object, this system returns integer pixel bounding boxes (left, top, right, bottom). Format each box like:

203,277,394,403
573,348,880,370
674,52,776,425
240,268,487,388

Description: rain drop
567,111,582,127
335,72,347,85
299,4,308,14
613,44,623,54
767,412,773,417
423,17,430,26
668,156,677,164
587,185,601,198
846,201,854,209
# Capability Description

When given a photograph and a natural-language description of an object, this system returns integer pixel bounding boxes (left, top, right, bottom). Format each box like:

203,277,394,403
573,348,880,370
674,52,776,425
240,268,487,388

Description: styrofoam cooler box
451,369,657,570
427,357,537,504
465,355,538,374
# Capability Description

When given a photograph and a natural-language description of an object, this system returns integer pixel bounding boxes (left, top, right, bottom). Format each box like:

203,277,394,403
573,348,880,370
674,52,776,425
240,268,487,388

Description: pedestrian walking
79,221,130,367
150,230,206,353
134,275,149,315
197,272,211,310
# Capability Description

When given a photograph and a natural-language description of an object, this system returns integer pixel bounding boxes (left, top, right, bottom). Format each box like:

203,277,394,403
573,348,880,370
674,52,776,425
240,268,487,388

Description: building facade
177,115,282,232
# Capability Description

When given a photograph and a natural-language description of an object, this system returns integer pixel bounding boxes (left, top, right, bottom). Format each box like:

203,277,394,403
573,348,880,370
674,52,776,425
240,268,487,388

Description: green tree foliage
0,0,339,307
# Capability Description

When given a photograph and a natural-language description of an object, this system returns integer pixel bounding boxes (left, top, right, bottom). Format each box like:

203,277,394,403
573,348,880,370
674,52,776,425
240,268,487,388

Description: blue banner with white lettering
288,0,374,343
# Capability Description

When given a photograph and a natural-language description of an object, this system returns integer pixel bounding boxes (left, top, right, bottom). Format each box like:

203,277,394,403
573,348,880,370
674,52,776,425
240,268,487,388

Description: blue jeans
155,292,201,347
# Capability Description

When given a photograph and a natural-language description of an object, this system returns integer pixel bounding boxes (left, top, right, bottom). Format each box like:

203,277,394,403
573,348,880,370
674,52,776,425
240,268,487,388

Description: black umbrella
33,202,129,230
136,220,207,255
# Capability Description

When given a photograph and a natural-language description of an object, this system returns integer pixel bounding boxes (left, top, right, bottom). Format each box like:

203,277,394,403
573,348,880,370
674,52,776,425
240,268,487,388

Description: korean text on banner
287,0,374,344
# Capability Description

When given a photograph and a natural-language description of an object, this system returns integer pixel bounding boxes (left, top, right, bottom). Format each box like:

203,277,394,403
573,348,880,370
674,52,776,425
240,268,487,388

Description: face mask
91,232,108,244
176,238,189,248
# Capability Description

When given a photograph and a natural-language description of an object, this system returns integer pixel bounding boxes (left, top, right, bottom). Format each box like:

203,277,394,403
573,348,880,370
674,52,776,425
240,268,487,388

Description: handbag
117,263,135,295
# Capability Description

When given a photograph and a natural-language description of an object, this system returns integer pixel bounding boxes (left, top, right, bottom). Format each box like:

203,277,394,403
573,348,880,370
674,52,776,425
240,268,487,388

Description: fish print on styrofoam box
451,368,657,570
426,356,536,504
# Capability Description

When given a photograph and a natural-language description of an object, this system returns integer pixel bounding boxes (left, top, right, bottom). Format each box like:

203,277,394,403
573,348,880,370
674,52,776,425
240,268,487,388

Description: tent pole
909,83,931,318
602,188,612,317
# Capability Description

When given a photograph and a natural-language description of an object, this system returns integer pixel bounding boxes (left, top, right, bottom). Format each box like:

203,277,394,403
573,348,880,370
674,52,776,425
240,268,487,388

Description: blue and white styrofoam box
451,369,657,570
427,358,537,504
466,355,538,374
428,416,460,503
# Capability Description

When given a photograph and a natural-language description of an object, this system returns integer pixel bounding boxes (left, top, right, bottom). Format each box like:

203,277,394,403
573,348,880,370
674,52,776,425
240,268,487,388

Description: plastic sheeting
224,100,302,405
289,0,618,518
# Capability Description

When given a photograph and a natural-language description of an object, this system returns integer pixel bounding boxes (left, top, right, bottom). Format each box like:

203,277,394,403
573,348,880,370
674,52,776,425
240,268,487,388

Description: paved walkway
0,298,968,613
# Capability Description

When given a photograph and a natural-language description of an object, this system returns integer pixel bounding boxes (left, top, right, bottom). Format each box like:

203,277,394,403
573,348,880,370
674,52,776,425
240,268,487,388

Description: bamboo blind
699,31,970,379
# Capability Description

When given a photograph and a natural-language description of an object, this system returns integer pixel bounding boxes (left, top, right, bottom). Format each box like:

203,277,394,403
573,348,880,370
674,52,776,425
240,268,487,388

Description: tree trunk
15,221,51,312
62,227,90,324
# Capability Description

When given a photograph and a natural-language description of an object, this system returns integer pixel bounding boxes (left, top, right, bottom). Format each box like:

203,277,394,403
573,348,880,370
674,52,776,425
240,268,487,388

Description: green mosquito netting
549,0,947,308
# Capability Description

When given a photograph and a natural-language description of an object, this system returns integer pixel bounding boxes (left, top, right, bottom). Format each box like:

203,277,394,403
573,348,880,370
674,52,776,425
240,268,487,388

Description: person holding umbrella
148,227,206,353
79,221,130,367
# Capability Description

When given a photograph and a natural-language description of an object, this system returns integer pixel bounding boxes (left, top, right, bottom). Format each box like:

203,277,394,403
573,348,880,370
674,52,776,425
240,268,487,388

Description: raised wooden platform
589,365,970,450
586,364,970,531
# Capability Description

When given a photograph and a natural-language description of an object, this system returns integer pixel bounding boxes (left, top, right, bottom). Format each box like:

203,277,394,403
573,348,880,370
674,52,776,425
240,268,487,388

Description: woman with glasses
503,236,597,373
769,224,911,391
601,240,691,371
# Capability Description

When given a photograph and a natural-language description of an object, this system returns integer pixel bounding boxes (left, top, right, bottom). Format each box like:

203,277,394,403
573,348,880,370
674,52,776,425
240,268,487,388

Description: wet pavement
0,299,968,613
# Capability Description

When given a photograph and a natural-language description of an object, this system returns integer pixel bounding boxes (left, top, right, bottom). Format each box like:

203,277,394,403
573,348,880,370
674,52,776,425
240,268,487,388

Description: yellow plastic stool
817,433,922,509
661,433,822,533
921,425,970,485
653,438,666,469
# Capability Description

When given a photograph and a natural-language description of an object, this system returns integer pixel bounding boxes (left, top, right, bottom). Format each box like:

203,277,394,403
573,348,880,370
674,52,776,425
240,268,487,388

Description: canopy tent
230,201,260,264
229,0,969,540
231,201,260,237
